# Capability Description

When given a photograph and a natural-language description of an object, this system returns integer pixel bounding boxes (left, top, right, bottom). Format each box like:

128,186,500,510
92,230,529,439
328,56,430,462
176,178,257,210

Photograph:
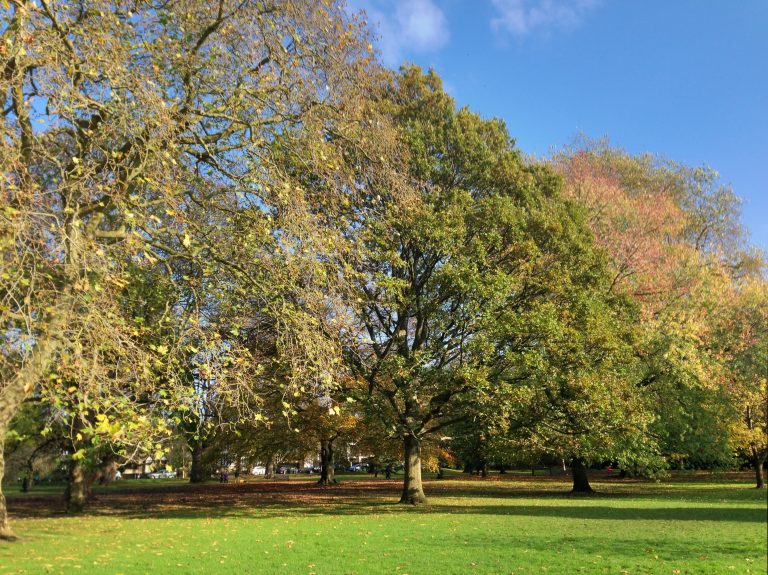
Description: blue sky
348,0,768,252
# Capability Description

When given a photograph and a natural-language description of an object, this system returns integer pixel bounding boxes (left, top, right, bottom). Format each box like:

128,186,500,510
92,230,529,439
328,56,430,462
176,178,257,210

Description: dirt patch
6,480,406,519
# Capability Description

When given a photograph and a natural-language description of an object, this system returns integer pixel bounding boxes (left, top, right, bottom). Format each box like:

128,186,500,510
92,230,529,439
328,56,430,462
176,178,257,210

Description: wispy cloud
349,0,450,67
490,0,601,37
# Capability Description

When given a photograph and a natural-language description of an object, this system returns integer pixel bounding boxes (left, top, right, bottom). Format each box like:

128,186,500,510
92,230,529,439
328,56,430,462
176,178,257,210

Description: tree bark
570,457,594,494
98,458,118,485
399,434,427,504
189,441,205,483
0,325,63,540
317,438,337,485
0,436,15,541
64,458,95,512
753,454,765,489
264,455,275,479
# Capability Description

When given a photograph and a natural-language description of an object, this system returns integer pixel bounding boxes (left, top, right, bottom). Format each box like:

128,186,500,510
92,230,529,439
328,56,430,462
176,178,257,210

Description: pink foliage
555,151,694,315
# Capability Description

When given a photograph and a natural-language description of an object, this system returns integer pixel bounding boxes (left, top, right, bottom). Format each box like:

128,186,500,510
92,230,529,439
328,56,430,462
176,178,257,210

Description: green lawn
1,475,766,575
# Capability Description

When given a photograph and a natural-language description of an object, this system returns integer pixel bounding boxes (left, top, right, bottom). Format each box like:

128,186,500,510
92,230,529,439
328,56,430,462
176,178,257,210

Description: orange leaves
554,147,692,314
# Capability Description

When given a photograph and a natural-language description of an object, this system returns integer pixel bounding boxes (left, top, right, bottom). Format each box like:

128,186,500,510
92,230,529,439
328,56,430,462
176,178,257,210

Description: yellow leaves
151,344,169,356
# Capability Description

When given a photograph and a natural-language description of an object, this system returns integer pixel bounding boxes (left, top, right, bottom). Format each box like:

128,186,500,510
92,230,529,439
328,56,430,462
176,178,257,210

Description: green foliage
342,67,642,487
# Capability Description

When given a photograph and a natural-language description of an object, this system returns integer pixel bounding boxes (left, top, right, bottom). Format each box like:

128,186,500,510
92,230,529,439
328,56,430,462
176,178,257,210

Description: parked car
148,469,177,479
251,465,267,475
278,465,299,474
348,464,363,472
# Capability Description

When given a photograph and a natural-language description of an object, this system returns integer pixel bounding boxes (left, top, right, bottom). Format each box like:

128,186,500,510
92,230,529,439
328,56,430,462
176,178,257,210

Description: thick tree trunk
189,441,204,483
264,455,275,479
399,434,427,504
570,457,594,494
0,326,62,540
317,438,337,485
98,459,118,485
64,458,95,512
0,436,15,541
754,456,765,489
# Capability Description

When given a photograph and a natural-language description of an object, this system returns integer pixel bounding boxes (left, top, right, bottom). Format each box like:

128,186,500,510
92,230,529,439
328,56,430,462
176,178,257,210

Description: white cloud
490,0,601,37
349,0,449,67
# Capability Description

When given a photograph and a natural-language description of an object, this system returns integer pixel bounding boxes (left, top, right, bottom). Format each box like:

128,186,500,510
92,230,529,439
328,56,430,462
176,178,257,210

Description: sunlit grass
1,476,766,574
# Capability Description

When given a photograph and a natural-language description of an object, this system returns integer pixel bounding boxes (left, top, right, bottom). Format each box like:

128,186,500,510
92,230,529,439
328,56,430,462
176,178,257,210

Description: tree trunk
0,323,63,540
317,438,337,486
64,458,95,512
754,455,765,489
570,457,594,494
189,441,204,483
399,434,427,504
0,435,15,541
98,459,118,485
264,455,275,479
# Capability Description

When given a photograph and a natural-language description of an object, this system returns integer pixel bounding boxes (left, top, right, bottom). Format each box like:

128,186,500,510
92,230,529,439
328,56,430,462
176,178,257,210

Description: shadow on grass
6,479,766,524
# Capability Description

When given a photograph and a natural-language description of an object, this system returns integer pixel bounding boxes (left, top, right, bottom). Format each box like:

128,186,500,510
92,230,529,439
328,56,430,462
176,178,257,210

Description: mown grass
1,475,766,575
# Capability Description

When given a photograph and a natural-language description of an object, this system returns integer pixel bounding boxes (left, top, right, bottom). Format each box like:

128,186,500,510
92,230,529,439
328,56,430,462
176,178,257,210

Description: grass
1,474,766,575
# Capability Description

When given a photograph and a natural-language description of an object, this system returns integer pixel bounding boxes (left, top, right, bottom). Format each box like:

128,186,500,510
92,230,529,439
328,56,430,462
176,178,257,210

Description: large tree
1,0,377,539
552,140,760,477
345,68,615,503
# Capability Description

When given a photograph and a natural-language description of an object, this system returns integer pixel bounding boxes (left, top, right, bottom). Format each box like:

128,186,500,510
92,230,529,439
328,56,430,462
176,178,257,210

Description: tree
715,277,768,487
295,397,359,486
1,0,378,539
345,68,615,502
552,140,760,479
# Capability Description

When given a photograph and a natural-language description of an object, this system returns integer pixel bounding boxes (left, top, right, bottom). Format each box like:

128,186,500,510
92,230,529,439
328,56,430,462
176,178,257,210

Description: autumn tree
552,139,760,477
715,276,768,487
1,0,380,539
